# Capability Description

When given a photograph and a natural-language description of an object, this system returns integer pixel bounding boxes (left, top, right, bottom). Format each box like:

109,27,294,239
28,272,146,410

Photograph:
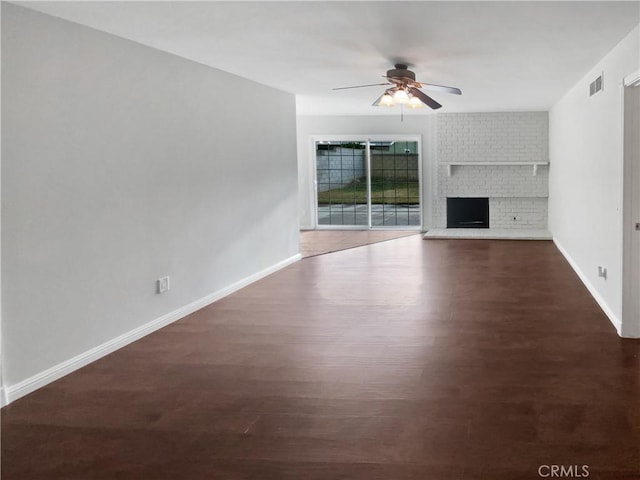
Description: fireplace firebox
447,197,489,228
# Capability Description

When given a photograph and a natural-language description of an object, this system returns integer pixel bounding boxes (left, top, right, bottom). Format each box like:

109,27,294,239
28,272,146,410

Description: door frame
621,69,640,338
310,134,423,230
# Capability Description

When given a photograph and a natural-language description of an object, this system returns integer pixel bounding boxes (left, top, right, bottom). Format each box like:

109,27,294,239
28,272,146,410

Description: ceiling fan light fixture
379,93,394,106
393,88,409,104
408,95,424,109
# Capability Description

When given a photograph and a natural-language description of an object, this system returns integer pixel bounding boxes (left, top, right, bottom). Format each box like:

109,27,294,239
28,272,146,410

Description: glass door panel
316,141,367,226
370,141,421,227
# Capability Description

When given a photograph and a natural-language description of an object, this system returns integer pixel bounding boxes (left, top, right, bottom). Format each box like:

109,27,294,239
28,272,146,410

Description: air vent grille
590,73,603,96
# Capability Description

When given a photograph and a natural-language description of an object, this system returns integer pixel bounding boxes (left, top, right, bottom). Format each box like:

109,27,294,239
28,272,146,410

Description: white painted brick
433,112,549,229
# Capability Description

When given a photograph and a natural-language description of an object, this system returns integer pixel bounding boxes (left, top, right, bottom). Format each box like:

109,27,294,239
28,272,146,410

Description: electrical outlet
597,267,607,280
157,276,170,294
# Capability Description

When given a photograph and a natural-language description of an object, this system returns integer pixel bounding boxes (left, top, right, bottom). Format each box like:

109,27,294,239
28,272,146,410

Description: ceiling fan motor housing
386,64,416,82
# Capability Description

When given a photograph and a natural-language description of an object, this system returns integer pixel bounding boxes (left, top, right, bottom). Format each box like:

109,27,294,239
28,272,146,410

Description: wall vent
589,73,604,96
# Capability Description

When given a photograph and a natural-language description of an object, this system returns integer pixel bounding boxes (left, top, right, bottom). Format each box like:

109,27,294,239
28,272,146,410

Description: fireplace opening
447,197,489,228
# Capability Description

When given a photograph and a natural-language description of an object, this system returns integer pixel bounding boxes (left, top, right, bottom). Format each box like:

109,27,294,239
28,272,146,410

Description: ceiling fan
333,64,462,110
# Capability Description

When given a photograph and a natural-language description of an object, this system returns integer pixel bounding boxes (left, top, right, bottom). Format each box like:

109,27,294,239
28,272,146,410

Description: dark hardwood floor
3,237,639,479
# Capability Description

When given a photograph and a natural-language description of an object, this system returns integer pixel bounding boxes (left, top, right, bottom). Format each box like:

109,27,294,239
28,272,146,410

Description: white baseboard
3,253,302,406
553,238,622,334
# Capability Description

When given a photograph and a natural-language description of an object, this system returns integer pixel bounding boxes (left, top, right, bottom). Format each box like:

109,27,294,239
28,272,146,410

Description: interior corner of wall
0,385,8,408
619,322,640,339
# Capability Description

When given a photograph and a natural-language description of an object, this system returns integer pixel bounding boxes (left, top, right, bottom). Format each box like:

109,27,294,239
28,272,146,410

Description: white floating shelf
443,162,549,177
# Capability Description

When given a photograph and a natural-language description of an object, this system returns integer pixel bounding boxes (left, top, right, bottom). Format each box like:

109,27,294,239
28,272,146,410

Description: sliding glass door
314,137,421,229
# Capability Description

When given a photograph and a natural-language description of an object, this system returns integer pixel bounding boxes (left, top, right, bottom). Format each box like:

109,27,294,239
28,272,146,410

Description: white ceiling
16,1,640,115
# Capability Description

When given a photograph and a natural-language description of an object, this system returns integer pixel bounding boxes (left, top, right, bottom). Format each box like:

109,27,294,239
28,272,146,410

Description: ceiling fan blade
332,82,392,91
371,93,385,106
409,87,442,110
419,83,462,95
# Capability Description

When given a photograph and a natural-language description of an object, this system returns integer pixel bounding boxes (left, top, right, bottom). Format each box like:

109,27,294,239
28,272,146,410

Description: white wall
296,115,437,229
1,4,299,397
549,25,640,334
0,3,3,405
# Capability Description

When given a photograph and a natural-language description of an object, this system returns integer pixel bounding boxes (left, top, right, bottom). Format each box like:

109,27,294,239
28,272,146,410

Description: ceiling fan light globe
380,94,394,106
408,96,424,109
393,89,409,104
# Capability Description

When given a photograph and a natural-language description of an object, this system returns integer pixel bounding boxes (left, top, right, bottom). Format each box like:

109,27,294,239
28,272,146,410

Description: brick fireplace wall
433,112,549,229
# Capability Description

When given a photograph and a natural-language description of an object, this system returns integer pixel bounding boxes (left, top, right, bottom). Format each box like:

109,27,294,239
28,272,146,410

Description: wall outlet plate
157,276,170,294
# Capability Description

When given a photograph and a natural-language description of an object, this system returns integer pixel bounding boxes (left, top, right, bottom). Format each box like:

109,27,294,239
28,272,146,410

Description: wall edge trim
623,69,640,87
